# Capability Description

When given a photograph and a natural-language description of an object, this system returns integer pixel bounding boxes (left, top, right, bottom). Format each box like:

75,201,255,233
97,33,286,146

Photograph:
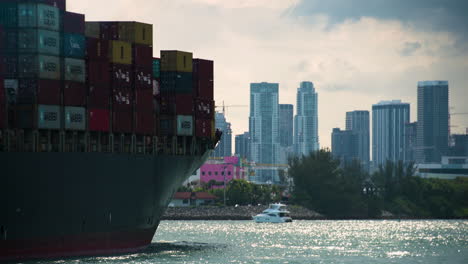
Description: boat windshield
279,213,289,217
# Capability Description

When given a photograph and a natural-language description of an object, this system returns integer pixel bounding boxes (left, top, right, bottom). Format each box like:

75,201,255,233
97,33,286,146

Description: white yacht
253,203,293,223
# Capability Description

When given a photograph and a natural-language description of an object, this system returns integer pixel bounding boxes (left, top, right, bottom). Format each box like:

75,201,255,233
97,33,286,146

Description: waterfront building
249,82,280,183
346,110,370,169
213,112,232,157
200,156,246,188
404,122,418,163
416,81,449,163
294,81,319,156
372,100,410,166
331,128,358,165
449,134,468,156
235,132,250,160
416,156,468,180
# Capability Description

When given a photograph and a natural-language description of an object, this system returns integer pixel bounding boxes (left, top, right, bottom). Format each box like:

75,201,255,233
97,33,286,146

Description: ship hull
0,151,210,261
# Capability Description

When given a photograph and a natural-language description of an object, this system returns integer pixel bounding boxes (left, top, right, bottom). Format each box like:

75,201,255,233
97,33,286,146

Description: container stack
160,50,194,137
193,58,214,140
0,0,66,130
85,21,154,135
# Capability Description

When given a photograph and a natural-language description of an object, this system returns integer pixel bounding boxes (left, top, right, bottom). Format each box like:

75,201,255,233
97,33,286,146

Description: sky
69,0,468,149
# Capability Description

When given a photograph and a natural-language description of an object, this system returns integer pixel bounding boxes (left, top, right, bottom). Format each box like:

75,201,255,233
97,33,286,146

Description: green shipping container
18,54,61,80
152,58,160,78
18,3,60,31
0,2,18,28
64,58,85,83
84,22,100,38
18,29,60,55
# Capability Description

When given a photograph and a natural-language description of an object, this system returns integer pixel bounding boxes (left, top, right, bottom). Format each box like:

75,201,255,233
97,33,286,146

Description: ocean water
35,220,467,264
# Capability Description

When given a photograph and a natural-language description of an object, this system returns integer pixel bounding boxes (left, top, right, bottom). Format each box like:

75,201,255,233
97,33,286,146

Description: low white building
416,156,468,179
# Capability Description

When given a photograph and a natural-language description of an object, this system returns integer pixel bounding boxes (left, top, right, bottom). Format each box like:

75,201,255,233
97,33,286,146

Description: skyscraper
372,100,410,166
279,104,293,148
404,122,418,163
416,81,449,163
213,112,232,157
249,82,280,182
346,110,370,170
331,128,358,165
294,81,319,156
235,132,250,160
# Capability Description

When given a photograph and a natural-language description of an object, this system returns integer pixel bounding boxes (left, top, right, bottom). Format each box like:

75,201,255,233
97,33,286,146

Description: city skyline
69,0,468,148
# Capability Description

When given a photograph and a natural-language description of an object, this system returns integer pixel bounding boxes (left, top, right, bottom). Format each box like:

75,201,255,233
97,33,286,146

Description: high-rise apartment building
416,81,449,163
279,104,293,148
235,132,250,160
249,82,280,182
331,128,358,165
213,112,232,157
372,100,410,166
404,122,418,163
346,110,370,169
294,81,319,156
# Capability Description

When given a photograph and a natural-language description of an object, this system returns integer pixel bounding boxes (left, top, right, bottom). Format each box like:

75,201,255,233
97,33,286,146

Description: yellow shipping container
160,50,193,73
109,40,132,65
118,22,153,46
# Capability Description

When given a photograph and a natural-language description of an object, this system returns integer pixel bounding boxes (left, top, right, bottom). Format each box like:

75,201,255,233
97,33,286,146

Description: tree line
289,149,468,218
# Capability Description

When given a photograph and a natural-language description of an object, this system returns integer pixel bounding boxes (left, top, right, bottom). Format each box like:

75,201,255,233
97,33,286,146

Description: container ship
0,0,217,261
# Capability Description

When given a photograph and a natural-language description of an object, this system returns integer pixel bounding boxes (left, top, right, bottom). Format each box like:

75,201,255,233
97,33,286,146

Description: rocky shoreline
162,205,325,220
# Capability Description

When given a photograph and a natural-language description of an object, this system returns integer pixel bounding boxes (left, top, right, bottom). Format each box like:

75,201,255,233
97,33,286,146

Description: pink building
200,156,246,188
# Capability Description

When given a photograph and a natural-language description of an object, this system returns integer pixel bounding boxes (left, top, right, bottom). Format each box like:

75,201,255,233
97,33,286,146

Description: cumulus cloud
68,0,468,147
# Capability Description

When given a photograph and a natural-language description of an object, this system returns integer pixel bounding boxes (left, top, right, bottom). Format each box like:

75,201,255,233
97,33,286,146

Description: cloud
67,0,468,148
400,41,422,56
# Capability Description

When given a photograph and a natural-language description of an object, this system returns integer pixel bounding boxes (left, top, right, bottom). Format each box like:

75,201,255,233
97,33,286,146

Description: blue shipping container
18,29,60,55
63,33,85,58
18,3,60,31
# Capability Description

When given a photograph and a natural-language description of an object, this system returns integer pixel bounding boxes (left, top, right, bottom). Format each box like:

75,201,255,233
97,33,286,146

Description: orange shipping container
160,50,192,73
109,40,132,65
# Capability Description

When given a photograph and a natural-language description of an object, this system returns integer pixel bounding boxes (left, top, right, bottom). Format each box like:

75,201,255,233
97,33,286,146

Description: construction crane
215,101,247,115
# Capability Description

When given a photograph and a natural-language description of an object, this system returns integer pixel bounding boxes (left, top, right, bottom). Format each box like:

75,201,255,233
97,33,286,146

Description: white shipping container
177,115,194,136
64,106,86,131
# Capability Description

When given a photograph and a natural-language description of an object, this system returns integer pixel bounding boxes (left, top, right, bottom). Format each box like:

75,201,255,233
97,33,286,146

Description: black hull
0,150,211,261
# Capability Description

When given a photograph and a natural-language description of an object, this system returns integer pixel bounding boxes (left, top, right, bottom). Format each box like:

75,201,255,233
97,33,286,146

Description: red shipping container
0,75,5,104
112,86,132,111
175,94,193,115
111,64,132,87
159,95,175,115
193,59,214,99
63,12,85,34
99,22,119,40
64,81,86,106
17,79,61,105
0,103,5,129
88,83,110,108
87,59,110,84
134,67,152,90
194,98,214,119
196,119,211,138
134,111,155,135
133,44,153,69
88,108,110,132
135,89,153,112
112,109,133,133
86,38,109,60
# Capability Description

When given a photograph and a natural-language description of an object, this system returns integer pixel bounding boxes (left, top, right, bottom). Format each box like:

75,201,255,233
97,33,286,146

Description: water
33,220,467,264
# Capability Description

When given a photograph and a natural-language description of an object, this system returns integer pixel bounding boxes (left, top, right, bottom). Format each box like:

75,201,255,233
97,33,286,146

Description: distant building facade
331,128,358,165
346,110,370,169
449,134,468,156
294,81,319,156
235,132,250,160
279,104,293,147
416,81,449,163
213,112,232,157
404,122,418,163
372,100,410,166
249,82,280,182
200,156,246,188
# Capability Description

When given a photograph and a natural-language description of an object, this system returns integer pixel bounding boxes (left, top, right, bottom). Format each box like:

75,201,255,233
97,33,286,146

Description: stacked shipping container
1,0,215,144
